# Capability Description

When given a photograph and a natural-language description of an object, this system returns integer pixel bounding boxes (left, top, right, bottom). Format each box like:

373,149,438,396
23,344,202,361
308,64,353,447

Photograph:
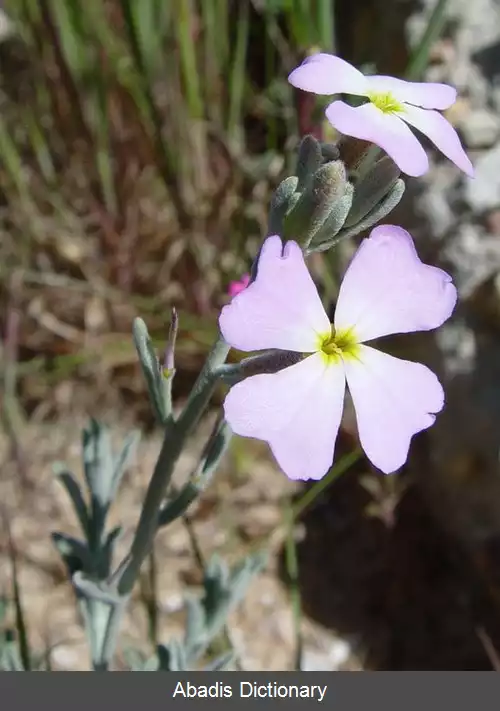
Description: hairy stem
115,334,230,596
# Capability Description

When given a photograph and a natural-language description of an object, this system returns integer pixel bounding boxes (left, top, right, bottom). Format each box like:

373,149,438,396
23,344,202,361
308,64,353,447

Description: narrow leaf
54,467,90,539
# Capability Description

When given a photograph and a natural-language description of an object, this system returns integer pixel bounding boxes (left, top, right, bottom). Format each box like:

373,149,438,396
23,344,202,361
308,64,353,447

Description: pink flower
228,274,250,298
288,53,473,178
219,230,457,480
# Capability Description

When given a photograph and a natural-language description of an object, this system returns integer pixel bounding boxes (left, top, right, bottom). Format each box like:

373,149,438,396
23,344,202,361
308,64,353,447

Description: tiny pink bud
228,274,250,298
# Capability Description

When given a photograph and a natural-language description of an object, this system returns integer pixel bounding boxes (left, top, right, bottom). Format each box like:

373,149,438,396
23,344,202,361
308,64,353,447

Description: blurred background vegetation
1,0,332,424
0,0,437,428
8,0,499,672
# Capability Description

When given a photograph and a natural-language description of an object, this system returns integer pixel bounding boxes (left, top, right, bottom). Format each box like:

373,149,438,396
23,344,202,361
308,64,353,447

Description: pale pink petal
334,225,457,342
344,345,444,473
224,353,346,481
325,101,429,177
367,75,457,109
288,53,369,96
402,104,474,177
219,235,330,353
228,274,250,298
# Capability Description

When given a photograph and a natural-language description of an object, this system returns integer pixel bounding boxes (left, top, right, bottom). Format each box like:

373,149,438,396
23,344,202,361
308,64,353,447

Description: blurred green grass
0,0,448,417
0,0,338,404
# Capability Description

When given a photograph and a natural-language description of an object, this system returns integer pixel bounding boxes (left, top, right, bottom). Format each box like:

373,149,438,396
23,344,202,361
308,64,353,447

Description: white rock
51,645,81,670
300,638,352,671
465,144,500,211
460,109,500,148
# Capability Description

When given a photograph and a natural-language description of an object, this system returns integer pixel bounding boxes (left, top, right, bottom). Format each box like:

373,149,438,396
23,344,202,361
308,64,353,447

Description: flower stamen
367,91,404,114
318,326,359,364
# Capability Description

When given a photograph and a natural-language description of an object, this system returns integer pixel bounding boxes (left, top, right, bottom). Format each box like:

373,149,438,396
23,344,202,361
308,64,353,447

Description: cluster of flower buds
268,134,405,254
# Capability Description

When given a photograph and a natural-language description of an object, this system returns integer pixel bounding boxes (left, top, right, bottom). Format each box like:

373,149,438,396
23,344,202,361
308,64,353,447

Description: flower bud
283,160,349,248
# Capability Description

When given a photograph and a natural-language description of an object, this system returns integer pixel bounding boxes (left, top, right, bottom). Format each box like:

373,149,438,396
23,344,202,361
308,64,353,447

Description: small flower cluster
221,53,470,482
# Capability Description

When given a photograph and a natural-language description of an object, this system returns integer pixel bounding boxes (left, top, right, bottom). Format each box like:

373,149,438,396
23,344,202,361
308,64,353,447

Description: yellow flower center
367,91,404,114
317,325,360,365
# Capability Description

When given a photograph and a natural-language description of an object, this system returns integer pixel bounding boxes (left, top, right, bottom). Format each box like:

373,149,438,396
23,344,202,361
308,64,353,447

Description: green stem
115,335,230,596
284,505,302,670
95,599,127,671
177,336,231,435
291,447,361,521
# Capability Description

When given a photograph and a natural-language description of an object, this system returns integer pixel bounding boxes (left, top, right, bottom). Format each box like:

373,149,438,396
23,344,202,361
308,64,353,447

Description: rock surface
406,0,500,543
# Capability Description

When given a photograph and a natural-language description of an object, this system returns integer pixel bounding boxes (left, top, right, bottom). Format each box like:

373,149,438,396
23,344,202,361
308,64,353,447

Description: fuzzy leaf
296,135,323,191
110,431,140,501
72,572,123,606
184,596,207,659
320,142,340,162
344,156,401,228
100,526,123,577
53,467,90,540
313,179,405,253
283,161,349,247
307,183,354,250
158,418,232,528
132,318,171,425
82,419,115,508
268,175,299,235
51,532,92,576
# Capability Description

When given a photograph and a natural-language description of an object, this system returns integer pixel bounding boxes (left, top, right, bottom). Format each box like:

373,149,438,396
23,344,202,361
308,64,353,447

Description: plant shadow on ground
278,434,500,670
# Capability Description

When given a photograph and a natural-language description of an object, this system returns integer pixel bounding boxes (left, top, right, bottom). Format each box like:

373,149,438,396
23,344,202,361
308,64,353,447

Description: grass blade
406,0,449,80
316,0,335,53
6,524,31,670
284,505,303,670
120,0,190,227
292,448,362,520
175,0,204,120
228,0,250,143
